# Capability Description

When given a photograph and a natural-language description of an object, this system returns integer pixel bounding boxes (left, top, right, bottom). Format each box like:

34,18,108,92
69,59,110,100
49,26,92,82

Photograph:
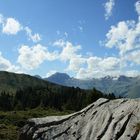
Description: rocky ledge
19,98,140,140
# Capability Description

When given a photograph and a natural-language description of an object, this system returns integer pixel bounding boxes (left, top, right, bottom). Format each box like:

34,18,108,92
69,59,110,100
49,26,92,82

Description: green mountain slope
0,71,55,94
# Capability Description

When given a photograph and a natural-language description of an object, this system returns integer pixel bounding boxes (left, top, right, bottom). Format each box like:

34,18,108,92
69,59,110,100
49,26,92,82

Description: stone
19,98,140,140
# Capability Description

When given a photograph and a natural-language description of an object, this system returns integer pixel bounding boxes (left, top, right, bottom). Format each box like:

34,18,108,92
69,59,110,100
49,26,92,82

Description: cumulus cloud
52,39,87,75
59,41,81,61
125,70,140,77
2,18,22,35
0,52,21,73
99,57,120,70
14,0,140,79
104,20,140,55
76,67,120,79
53,39,66,47
126,50,140,65
67,57,86,72
87,1,140,79
76,56,121,79
17,44,58,70
104,0,115,20
104,1,140,58
0,13,41,43
54,40,123,79
51,39,125,79
17,40,83,72
24,27,41,43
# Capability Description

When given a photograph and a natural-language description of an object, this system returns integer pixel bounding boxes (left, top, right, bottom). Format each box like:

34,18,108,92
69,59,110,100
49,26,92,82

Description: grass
134,122,140,132
0,107,73,140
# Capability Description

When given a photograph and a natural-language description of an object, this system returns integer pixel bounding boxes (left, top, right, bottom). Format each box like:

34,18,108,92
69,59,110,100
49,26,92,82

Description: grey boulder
19,98,140,140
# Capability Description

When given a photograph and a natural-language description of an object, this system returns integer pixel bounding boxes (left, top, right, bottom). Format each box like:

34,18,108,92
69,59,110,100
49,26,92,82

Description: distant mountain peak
118,75,131,82
50,72,70,79
45,72,140,98
46,72,70,84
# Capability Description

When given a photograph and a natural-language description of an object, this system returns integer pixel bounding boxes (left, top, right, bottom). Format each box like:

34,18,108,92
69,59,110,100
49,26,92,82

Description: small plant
134,122,140,132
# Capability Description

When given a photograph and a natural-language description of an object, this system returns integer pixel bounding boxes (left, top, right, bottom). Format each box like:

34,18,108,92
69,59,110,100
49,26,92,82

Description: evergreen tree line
0,86,116,111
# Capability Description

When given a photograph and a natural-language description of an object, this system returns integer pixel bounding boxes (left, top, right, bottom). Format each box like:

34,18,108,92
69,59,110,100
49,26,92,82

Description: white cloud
2,18,22,35
126,50,140,65
46,70,57,78
105,21,129,48
76,68,90,79
17,40,83,72
135,1,140,15
86,56,120,72
53,39,86,73
24,27,41,43
76,1,140,79
67,57,86,72
104,20,140,55
53,39,66,47
104,0,115,20
63,53,122,79
17,44,58,70
99,57,120,70
76,68,121,79
76,67,107,79
89,1,140,79
60,41,81,61
0,52,21,73
125,70,140,77
0,14,41,43
103,0,140,69
0,52,14,70
52,40,125,79
86,57,102,71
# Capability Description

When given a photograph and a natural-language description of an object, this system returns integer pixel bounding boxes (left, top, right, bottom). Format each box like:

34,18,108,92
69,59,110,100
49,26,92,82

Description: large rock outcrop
19,98,140,140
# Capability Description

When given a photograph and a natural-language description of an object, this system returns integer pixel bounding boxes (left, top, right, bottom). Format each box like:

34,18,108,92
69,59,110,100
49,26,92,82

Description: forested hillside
0,86,116,112
0,71,116,112
0,71,54,94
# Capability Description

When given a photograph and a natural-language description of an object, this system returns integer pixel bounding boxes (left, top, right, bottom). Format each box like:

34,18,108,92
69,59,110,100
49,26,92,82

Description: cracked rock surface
19,98,140,140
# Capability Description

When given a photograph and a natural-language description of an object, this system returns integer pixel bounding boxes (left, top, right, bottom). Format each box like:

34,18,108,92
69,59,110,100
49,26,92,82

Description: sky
0,0,140,79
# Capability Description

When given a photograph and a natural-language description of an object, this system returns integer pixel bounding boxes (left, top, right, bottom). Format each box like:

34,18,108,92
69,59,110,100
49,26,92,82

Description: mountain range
0,71,139,98
0,71,117,121
46,72,140,98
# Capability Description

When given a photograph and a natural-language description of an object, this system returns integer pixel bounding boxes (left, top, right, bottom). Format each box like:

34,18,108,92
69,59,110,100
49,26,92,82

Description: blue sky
0,0,140,79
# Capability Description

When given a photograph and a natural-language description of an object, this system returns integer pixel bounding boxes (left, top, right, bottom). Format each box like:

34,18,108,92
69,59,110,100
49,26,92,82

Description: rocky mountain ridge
46,73,140,98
